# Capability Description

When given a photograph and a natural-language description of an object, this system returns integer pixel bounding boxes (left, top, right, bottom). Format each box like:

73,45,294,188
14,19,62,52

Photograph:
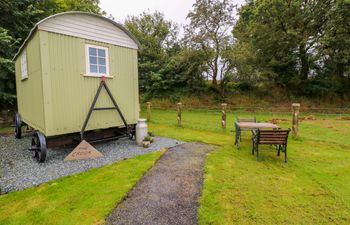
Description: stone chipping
0,135,184,194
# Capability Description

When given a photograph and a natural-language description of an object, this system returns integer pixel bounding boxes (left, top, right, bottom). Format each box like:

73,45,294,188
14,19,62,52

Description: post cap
292,103,300,107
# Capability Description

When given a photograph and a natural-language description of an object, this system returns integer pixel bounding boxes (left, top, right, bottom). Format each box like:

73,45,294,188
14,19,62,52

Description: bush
236,81,254,91
143,136,151,141
0,93,16,109
169,93,181,103
213,94,225,103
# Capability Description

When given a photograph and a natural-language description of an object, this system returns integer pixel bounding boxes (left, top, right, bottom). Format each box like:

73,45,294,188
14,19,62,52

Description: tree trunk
299,43,309,80
212,77,218,87
335,62,344,78
212,59,218,88
220,75,225,96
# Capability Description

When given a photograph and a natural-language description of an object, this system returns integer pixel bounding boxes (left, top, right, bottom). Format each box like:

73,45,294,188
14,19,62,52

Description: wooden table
235,122,280,148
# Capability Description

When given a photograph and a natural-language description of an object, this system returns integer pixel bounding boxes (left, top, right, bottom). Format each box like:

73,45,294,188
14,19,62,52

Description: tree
0,0,103,109
319,0,350,83
125,11,182,98
0,27,17,108
232,0,349,96
184,0,236,93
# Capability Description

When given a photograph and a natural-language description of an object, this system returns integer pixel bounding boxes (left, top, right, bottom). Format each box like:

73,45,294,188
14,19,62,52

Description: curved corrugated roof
13,11,140,60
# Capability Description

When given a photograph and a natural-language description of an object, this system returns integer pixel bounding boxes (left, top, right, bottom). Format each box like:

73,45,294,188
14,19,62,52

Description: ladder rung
93,107,116,111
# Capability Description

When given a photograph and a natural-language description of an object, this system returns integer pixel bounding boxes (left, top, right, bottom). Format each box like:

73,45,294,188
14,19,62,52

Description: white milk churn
136,118,148,145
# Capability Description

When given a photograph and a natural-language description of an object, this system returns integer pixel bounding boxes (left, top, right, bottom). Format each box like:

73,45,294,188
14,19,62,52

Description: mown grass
0,150,164,225
142,109,350,224
1,108,349,225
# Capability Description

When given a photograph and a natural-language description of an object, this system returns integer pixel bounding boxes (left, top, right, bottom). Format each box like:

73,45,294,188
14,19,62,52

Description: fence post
221,103,227,128
292,103,300,137
177,102,182,127
147,102,151,122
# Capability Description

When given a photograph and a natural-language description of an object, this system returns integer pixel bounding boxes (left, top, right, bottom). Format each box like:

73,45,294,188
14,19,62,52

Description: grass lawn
143,109,350,224
0,150,164,225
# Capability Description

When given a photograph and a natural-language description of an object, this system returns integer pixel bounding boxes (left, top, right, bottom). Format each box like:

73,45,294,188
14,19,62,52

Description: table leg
235,124,240,148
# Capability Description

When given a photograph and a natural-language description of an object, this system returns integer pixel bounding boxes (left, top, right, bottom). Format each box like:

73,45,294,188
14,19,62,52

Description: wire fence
143,104,350,118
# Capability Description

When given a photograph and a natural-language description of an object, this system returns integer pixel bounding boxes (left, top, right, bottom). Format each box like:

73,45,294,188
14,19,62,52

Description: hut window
21,50,28,80
85,44,109,77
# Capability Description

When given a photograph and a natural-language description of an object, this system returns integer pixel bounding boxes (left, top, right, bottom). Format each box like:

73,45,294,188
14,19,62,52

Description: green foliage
143,135,151,141
212,94,225,103
125,11,183,98
0,0,103,109
169,93,181,103
184,0,236,93
0,28,17,108
233,0,350,96
2,0,350,108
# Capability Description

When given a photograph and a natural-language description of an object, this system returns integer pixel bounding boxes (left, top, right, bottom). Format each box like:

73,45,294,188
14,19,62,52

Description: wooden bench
252,129,291,162
237,117,256,123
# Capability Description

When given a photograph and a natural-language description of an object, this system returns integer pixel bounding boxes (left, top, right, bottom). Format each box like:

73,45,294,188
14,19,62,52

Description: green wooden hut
13,12,140,162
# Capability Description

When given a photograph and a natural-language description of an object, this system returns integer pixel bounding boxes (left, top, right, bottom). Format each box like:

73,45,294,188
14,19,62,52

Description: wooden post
147,102,151,122
221,103,227,128
177,102,182,127
292,103,300,137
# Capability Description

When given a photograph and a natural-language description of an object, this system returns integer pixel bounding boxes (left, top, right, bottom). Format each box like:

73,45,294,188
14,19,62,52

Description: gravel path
106,142,215,225
0,136,184,194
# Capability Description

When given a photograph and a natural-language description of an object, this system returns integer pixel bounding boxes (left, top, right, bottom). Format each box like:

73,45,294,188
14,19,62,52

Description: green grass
0,126,12,135
0,150,164,225
142,109,350,224
1,108,349,224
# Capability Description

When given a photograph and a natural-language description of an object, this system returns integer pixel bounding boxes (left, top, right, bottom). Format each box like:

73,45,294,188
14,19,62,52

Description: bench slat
259,131,289,134
259,137,287,141
254,129,290,145
259,141,286,144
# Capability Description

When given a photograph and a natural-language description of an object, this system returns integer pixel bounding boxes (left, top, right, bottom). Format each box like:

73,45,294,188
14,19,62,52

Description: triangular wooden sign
64,140,103,161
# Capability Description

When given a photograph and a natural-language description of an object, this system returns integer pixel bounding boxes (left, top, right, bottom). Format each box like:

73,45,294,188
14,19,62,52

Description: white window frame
85,44,110,77
21,50,28,80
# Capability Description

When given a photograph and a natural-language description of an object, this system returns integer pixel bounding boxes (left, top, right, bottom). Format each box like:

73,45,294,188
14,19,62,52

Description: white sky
100,0,246,25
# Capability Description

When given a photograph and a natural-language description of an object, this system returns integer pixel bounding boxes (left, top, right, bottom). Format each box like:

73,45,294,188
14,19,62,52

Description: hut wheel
14,113,22,139
31,132,47,163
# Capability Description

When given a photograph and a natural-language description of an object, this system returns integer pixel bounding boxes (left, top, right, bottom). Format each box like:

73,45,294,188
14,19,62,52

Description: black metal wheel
14,113,22,139
30,132,47,163
128,132,135,140
127,125,136,140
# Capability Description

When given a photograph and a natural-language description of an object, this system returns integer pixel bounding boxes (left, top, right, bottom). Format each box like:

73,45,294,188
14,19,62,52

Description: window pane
98,49,105,57
21,51,28,78
98,57,106,65
90,65,98,73
89,47,97,56
98,65,106,74
89,56,97,64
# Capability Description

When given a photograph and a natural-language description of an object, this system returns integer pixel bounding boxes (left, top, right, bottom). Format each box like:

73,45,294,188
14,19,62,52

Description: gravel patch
0,135,184,194
106,142,215,225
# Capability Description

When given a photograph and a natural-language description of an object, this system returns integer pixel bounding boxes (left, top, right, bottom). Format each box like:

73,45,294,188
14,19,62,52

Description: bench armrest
251,129,259,142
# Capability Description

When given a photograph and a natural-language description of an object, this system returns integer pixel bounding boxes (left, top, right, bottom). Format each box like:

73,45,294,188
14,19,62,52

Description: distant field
142,108,350,225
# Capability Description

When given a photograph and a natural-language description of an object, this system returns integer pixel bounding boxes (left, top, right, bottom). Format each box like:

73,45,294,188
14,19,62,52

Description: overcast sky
100,0,246,25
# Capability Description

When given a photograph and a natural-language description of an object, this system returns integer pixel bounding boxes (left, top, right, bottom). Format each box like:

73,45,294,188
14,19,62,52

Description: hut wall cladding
15,32,46,133
42,31,139,136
